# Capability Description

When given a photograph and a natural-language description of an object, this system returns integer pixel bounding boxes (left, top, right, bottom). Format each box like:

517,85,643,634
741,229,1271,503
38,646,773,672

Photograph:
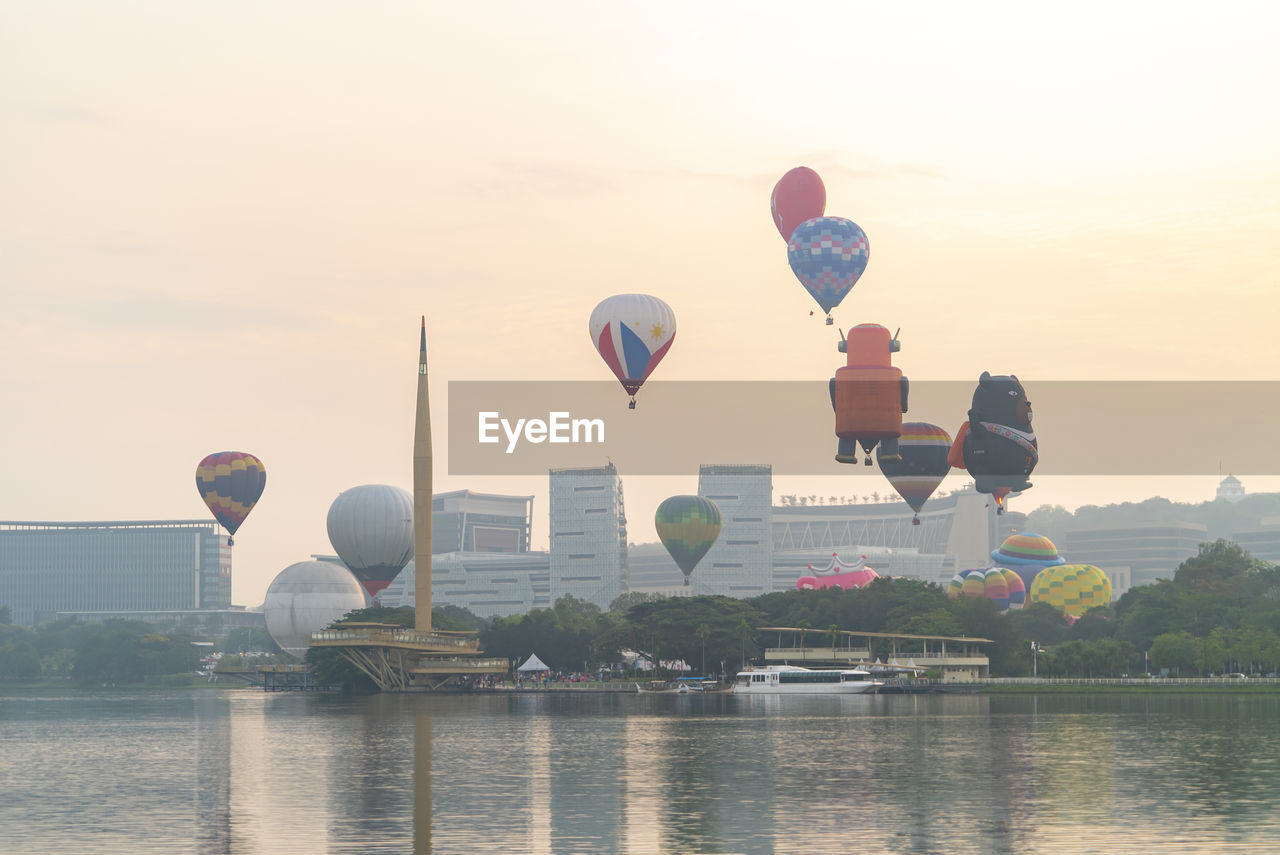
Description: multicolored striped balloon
947,567,1024,612
1029,564,1113,617
786,216,869,318
876,422,952,522
589,294,676,407
991,532,1066,588
195,451,266,538
655,495,722,586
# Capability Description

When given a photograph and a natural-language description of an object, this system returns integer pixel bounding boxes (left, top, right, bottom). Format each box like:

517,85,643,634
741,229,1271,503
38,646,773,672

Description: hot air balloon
589,294,676,409
991,533,1067,589
326,485,415,598
796,553,880,591
946,567,1025,612
770,166,826,242
1029,564,1112,617
830,324,907,465
786,216,869,324
948,372,1036,511
195,451,266,545
876,422,950,525
655,495,722,587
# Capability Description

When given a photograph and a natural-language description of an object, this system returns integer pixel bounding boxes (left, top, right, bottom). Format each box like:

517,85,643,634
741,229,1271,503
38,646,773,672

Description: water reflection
4,690,1280,853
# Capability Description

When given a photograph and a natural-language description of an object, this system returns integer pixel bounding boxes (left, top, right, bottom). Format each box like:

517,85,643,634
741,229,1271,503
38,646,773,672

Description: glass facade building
548,464,628,609
429,491,534,553
0,520,231,627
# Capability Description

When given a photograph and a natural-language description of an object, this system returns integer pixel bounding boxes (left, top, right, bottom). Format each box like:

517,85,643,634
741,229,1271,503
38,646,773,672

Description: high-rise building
1232,517,1280,565
548,464,627,609
693,464,774,597
430,491,533,553
381,551,552,618
1064,522,1208,587
0,520,231,626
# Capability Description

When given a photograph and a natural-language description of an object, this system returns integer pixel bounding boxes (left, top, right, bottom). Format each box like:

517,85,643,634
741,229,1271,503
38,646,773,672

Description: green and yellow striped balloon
1029,564,1112,617
655,495,722,585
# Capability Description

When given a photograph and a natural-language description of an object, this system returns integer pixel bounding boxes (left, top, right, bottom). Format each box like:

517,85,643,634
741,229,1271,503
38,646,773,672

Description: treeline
0,616,280,685
311,539,1280,691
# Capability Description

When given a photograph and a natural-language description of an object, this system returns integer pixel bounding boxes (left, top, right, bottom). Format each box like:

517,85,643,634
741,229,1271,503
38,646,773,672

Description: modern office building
380,551,552,619
430,490,534,553
625,542,688,595
1063,522,1209,588
0,520,231,627
1233,517,1280,565
548,463,628,610
693,464,774,598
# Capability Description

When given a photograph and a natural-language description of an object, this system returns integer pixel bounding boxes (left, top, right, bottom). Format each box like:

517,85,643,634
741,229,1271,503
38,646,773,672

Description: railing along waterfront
309,627,478,650
983,677,1280,686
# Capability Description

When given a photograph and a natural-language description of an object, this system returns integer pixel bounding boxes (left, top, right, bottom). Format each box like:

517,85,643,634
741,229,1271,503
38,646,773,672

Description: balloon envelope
1029,564,1112,617
589,294,676,400
195,451,266,536
770,166,826,241
877,423,951,514
655,495,722,582
787,216,869,315
326,484,415,597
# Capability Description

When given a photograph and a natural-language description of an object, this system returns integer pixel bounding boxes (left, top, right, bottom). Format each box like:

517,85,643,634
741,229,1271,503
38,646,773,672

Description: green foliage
0,623,41,679
69,620,199,685
609,591,666,613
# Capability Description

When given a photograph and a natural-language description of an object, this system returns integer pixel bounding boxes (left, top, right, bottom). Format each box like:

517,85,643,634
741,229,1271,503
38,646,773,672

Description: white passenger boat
731,665,882,695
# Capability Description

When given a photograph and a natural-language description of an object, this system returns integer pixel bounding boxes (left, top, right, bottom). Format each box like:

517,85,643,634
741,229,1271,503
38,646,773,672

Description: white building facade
548,464,628,609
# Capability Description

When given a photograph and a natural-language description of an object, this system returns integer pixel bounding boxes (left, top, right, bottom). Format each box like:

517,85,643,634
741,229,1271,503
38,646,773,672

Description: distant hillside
1023,493,1280,544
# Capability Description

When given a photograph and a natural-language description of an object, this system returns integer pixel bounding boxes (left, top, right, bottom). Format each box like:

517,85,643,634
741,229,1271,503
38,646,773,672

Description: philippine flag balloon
770,166,826,241
787,216,870,322
589,294,676,409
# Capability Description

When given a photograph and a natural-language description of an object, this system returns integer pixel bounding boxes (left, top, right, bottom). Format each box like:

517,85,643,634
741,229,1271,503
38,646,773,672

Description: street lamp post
1031,641,1040,679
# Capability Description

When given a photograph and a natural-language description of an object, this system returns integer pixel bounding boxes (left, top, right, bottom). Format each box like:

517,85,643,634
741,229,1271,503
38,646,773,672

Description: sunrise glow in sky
4,3,1279,604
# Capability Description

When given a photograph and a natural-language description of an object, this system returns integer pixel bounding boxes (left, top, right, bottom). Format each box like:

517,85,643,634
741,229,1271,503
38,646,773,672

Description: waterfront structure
0,519,230,627
759,626,992,682
431,490,533,553
380,551,552,618
693,464,773,598
308,319,507,689
1063,522,1208,588
548,463,628,609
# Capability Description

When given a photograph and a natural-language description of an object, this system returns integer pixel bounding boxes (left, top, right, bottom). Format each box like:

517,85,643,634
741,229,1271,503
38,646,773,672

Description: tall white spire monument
414,316,433,633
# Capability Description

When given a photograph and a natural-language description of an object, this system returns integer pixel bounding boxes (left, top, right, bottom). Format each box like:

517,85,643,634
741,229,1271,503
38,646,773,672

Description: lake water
2,688,1279,854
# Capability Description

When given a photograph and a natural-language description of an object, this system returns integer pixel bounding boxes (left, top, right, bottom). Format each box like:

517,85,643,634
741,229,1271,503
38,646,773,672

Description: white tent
517,653,550,672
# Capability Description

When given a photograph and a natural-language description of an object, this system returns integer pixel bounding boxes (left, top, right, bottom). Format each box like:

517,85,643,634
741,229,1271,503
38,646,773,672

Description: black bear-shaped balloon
948,372,1036,496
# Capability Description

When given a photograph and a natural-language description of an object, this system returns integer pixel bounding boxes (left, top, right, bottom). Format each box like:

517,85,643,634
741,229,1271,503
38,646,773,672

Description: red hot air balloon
195,451,266,545
770,166,826,241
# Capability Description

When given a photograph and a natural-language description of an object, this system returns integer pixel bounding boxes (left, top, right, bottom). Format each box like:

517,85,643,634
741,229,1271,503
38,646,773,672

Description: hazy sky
5,3,1279,605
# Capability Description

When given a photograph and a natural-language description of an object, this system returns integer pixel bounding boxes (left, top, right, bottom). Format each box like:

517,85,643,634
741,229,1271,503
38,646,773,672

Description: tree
0,605,11,625
695,623,710,676
1149,631,1197,675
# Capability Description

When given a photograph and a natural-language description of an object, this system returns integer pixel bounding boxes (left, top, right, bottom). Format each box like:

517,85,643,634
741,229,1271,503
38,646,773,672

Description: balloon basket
825,316,834,326
227,536,234,546
628,399,636,410
864,458,872,466
912,517,920,526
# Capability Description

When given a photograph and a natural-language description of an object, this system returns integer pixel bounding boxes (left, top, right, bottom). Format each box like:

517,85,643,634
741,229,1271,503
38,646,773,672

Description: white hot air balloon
263,560,367,659
326,484,414,598
588,293,676,409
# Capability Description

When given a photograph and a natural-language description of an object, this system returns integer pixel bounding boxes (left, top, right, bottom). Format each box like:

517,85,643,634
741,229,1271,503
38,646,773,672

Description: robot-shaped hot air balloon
948,372,1037,513
830,324,908,465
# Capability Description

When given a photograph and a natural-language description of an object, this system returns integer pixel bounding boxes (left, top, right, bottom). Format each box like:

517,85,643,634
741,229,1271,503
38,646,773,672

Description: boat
731,664,882,695
635,677,724,694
